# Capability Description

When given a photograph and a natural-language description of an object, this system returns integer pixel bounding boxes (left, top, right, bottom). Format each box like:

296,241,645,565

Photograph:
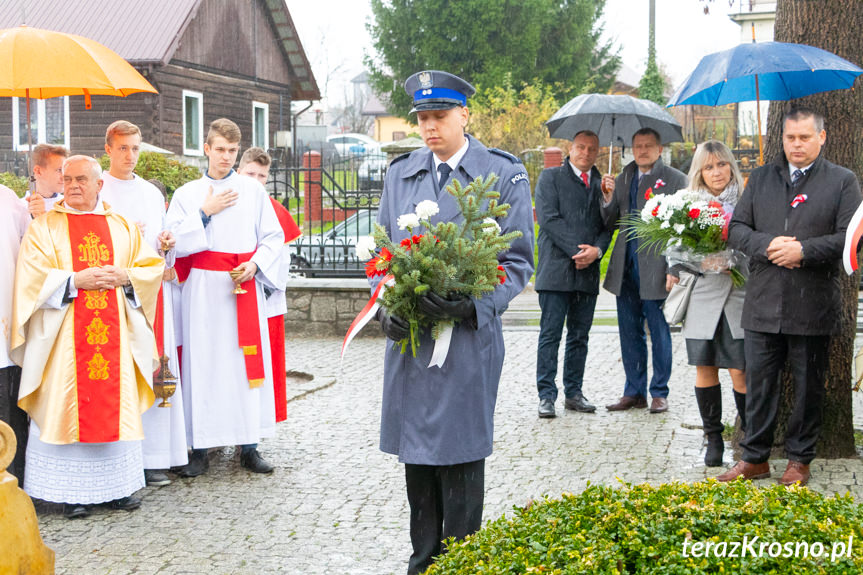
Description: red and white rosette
843,200,863,275
341,274,394,358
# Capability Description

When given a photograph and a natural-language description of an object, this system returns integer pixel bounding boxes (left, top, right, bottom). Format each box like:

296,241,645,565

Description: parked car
290,208,379,275
357,152,388,190
326,133,380,157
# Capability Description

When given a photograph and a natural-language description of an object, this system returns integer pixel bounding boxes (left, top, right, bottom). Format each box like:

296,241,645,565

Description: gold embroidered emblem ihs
77,232,110,268
84,290,109,310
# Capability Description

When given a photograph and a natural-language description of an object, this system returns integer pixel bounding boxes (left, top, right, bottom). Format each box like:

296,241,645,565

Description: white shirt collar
65,195,105,214
569,161,590,184
433,137,470,174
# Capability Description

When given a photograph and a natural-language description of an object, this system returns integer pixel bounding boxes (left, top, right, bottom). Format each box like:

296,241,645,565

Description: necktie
581,172,589,187
792,169,805,186
437,163,452,192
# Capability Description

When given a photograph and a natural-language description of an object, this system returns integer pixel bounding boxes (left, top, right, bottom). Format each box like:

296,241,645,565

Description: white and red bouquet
624,187,744,286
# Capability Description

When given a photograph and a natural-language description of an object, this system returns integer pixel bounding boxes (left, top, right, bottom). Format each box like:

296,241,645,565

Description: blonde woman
668,140,747,466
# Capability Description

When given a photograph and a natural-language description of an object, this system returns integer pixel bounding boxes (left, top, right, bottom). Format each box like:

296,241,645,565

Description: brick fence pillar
543,147,564,169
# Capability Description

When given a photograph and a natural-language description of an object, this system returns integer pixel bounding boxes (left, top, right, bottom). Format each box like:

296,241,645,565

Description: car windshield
329,211,377,239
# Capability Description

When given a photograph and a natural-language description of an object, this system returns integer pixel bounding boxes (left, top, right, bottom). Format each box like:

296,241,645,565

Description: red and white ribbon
790,194,807,208
843,200,863,275
341,274,394,358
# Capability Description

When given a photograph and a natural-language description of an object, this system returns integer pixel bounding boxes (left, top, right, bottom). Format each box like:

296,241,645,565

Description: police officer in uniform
373,70,534,573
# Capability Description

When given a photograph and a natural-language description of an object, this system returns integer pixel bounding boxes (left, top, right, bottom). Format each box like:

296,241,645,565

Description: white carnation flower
660,221,671,229
415,200,440,220
355,235,376,261
673,223,685,234
482,217,502,234
397,213,420,230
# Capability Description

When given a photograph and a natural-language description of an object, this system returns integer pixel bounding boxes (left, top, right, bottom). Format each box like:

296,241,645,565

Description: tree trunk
745,0,863,459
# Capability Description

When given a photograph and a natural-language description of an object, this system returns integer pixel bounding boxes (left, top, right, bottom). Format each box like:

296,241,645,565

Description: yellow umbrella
0,25,158,179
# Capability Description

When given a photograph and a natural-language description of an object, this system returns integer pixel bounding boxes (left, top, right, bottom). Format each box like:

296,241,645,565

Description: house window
11,96,70,151
252,101,269,150
183,90,204,156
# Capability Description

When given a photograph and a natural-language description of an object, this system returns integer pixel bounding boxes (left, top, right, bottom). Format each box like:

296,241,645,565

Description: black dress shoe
144,469,172,486
240,448,274,474
174,449,209,478
538,398,556,419
63,504,91,519
109,495,141,511
564,393,596,413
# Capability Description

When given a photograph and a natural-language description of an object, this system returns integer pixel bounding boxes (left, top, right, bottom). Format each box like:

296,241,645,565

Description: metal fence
267,146,384,278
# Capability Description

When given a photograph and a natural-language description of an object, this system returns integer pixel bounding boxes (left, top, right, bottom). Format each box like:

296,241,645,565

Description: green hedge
97,151,201,194
427,481,863,574
0,172,29,197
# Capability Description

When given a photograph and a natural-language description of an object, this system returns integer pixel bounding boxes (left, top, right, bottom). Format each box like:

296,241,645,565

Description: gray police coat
373,134,535,466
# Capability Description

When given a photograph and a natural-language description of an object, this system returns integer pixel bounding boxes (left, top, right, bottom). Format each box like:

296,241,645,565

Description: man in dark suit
534,130,612,418
721,107,861,486
600,128,688,413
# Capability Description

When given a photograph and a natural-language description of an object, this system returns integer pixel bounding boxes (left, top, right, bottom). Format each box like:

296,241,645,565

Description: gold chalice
152,355,178,408
229,268,247,295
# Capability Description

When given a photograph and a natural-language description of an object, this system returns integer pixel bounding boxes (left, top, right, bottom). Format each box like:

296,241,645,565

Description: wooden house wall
172,0,292,87
149,64,289,155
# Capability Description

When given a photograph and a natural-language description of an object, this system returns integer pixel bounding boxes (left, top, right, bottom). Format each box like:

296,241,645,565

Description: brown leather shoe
649,397,669,413
605,396,648,411
716,460,771,482
779,461,810,486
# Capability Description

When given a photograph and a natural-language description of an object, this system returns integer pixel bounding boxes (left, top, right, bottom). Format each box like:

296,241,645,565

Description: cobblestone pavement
33,325,863,574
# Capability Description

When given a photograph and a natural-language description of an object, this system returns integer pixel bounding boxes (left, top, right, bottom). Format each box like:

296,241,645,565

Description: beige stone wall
284,278,381,338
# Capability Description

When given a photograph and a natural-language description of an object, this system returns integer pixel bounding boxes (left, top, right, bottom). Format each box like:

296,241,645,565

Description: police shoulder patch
489,147,519,163
510,171,529,185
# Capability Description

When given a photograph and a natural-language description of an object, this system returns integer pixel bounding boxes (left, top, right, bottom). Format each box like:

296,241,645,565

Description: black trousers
741,330,829,464
404,459,485,574
0,365,28,486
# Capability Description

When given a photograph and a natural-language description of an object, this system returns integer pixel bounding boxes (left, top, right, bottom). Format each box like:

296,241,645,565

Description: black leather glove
376,308,410,341
417,292,476,323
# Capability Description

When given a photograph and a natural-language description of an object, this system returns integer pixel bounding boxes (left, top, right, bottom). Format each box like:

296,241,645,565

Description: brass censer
152,355,178,408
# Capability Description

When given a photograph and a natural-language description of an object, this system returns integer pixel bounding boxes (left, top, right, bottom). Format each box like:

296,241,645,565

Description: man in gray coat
600,128,687,413
534,130,612,418
721,107,861,486
373,70,534,574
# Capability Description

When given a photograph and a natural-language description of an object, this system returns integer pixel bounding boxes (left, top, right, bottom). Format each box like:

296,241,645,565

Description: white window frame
252,101,269,150
182,89,204,156
11,96,70,151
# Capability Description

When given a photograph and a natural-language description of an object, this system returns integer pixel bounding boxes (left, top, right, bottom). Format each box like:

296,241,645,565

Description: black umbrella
546,94,684,172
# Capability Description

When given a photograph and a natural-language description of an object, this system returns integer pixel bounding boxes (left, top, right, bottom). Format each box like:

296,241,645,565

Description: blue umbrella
667,41,863,164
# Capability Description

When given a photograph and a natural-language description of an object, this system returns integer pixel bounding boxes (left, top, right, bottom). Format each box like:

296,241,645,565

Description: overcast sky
285,0,745,107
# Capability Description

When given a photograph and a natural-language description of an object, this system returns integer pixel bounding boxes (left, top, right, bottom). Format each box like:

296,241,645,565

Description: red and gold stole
67,214,122,443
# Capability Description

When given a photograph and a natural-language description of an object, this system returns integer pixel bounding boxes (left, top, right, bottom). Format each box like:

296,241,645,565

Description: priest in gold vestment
10,155,163,518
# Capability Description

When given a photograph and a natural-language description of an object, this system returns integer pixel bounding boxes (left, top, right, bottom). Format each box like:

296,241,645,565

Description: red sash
153,285,165,358
185,251,266,388
67,214,122,443
268,316,287,422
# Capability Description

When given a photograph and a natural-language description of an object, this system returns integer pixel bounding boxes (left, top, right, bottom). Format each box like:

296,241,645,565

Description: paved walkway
32,292,863,574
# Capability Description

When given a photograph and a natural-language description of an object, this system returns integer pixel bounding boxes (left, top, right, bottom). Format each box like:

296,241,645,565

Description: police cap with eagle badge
404,70,476,113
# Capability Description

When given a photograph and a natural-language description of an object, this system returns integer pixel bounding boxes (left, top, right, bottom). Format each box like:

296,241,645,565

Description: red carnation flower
651,205,659,217
412,234,422,244
644,188,654,200
400,238,413,248
688,208,701,219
